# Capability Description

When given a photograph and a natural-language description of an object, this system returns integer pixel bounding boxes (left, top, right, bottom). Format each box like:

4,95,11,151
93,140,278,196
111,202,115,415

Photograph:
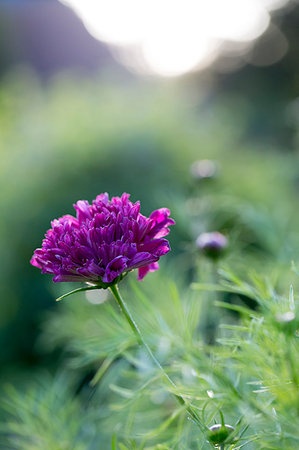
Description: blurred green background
0,0,299,430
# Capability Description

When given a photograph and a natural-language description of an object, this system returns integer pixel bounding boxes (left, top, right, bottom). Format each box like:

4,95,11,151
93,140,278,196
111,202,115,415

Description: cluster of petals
31,193,175,285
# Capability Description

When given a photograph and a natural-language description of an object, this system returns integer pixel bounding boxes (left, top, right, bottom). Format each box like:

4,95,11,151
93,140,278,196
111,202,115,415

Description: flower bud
275,311,298,336
190,160,219,181
275,311,295,323
196,232,228,260
208,424,235,446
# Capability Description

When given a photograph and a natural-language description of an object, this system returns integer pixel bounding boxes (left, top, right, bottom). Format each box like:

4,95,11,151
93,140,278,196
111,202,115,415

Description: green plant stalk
286,344,299,415
109,284,205,431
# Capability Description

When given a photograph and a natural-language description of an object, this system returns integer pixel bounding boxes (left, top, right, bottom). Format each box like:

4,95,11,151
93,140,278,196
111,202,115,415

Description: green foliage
1,70,299,448
0,373,94,450
2,266,298,448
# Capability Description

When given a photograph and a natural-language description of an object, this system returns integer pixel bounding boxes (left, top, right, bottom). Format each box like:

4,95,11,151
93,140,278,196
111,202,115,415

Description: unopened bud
275,311,295,323
190,160,219,181
208,424,235,446
275,311,297,335
196,232,228,260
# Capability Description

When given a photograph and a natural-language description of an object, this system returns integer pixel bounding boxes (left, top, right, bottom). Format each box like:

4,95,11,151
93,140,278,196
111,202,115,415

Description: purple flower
31,193,175,286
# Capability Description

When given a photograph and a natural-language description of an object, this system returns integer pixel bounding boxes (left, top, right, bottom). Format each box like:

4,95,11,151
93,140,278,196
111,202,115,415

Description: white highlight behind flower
85,289,108,304
60,0,288,77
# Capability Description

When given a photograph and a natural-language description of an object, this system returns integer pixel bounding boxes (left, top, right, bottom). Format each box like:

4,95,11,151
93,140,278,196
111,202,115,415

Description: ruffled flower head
31,193,175,286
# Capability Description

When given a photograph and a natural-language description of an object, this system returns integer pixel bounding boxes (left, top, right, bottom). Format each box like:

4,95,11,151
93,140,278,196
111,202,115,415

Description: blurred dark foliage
212,4,299,149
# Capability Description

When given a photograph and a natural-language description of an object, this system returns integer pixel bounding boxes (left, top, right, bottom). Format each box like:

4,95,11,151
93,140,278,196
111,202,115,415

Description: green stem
109,284,205,431
286,344,299,415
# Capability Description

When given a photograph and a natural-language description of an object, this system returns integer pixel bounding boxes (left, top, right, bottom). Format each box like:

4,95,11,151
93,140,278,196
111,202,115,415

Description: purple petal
53,273,85,282
102,256,128,283
147,208,175,239
30,255,42,268
126,252,159,270
138,238,170,256
74,200,93,222
137,262,159,281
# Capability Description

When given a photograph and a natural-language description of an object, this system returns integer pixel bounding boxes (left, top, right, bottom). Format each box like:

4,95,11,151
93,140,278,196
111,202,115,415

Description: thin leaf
56,286,101,302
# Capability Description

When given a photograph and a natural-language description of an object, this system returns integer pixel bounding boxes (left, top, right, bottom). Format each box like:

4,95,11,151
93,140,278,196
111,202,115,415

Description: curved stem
109,284,205,430
56,285,100,302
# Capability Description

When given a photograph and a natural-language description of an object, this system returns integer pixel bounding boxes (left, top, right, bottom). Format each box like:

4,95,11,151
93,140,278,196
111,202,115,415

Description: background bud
196,231,228,260
275,311,298,336
208,424,235,446
190,159,219,181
